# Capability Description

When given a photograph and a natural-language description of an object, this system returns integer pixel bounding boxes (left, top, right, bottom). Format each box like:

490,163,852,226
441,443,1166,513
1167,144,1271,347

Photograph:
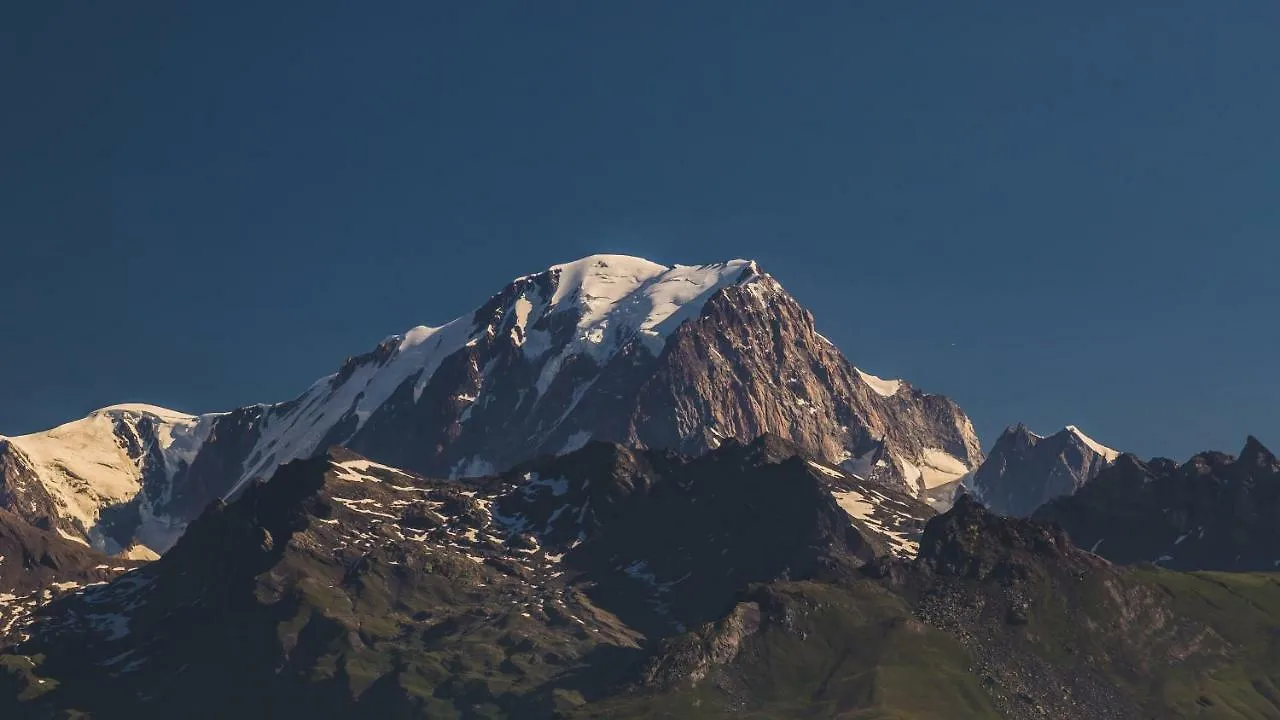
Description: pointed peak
1239,436,1277,468
991,423,1042,453
1062,425,1120,462
1004,423,1042,440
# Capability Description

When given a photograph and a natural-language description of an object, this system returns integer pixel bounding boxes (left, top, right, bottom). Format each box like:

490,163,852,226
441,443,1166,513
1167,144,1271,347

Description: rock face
968,424,1119,517
0,439,925,717
0,254,982,552
1033,436,1280,571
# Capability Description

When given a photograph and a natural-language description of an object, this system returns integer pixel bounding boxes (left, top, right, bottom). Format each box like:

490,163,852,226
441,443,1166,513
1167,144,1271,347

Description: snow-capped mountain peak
1,404,217,553
527,254,757,357
231,256,762,494
969,423,1122,517
1,253,984,554
1064,424,1120,462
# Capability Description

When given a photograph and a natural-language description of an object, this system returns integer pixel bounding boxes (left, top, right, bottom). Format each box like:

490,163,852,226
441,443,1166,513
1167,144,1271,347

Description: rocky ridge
968,423,1119,517
1033,436,1280,571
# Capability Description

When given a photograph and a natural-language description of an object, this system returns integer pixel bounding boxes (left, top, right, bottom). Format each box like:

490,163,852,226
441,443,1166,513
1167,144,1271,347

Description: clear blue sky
2,2,1276,460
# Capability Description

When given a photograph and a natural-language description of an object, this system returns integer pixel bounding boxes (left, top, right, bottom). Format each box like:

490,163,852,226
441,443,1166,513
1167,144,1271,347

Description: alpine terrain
3,254,1278,720
0,255,981,555
4,446,1280,719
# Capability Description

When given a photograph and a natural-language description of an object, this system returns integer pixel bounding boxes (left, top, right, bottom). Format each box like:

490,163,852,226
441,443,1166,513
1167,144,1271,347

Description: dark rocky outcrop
1033,437,1280,571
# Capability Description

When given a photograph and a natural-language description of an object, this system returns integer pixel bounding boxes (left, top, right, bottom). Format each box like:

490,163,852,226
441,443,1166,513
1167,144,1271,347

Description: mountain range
1,253,1277,719
1034,436,1280,572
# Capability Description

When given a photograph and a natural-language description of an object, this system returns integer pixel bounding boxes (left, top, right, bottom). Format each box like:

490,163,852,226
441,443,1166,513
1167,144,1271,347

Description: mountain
967,424,1120,517
0,254,982,553
0,438,932,717
7,451,1280,720
1032,437,1280,571
0,405,214,555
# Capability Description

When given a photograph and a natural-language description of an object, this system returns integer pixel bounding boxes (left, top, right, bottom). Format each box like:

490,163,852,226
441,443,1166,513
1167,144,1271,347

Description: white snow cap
1064,425,1120,462
6,406,214,550
541,254,757,357
89,404,196,422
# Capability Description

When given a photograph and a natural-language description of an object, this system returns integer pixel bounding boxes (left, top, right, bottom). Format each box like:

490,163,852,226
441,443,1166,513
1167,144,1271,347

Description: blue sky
2,2,1276,459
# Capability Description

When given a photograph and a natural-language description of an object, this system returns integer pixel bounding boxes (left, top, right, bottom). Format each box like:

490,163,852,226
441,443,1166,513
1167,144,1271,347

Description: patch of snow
336,458,416,480
120,544,160,561
913,449,972,490
450,456,496,479
231,317,478,497
331,497,399,520
830,487,918,558
56,528,90,547
522,473,570,498
526,256,753,394
1064,425,1120,462
509,296,536,347
559,430,593,455
855,368,902,397
806,460,846,480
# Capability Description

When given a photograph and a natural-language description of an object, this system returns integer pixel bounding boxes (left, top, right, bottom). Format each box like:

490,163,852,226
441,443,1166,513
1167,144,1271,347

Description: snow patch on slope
898,448,972,491
855,369,902,397
830,485,920,558
232,317,478,496
1065,425,1120,462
